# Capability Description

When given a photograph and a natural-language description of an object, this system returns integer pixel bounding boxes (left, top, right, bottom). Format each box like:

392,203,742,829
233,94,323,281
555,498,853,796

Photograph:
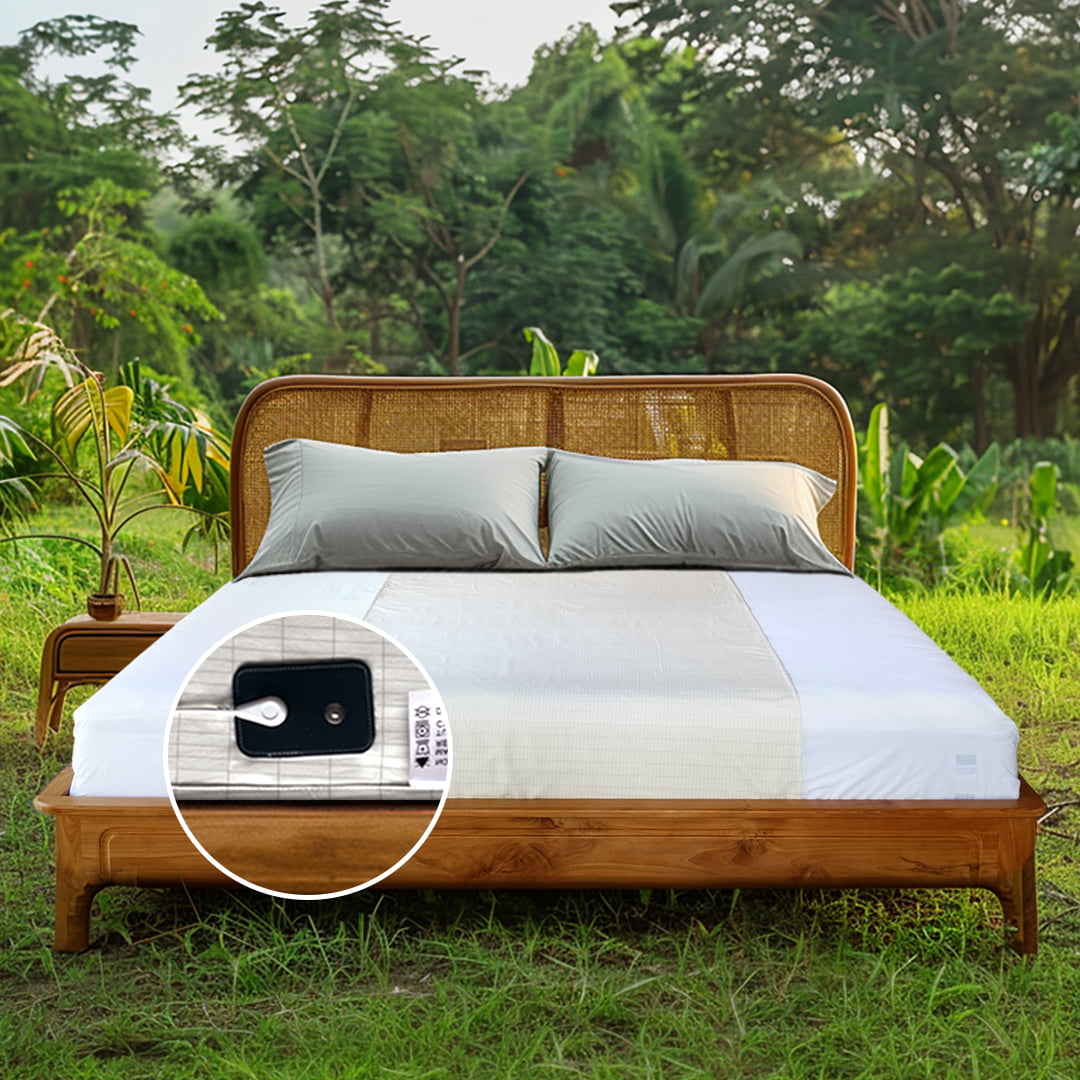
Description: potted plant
1,317,230,619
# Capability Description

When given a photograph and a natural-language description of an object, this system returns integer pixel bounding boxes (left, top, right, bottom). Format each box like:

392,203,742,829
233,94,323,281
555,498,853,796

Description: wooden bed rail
36,769,1043,954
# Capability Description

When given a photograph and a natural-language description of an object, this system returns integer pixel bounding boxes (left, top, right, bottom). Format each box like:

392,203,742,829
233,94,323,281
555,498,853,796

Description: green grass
1,511,1078,1078
964,516,1080,568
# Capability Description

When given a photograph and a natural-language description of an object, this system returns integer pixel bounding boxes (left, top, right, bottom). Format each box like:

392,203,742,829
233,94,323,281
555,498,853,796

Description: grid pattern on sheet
169,614,437,801
365,570,803,799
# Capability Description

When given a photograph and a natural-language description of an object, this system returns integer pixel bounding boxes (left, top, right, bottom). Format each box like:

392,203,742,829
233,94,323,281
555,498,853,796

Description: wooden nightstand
35,611,185,748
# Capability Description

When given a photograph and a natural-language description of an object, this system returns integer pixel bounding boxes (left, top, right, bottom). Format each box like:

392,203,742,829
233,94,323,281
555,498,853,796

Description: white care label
408,689,449,789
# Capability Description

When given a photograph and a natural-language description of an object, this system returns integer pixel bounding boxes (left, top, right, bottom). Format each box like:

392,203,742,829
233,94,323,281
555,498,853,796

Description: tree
179,1,444,334
0,15,180,233
181,1,540,375
674,187,806,370
622,0,1080,436
509,26,822,374
784,265,1036,446
5,180,219,382
473,27,711,373
519,27,705,297
373,70,535,374
460,182,650,372
163,206,295,407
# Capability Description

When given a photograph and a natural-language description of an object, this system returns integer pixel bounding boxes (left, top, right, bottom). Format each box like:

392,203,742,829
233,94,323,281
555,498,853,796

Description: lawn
1,512,1078,1078
965,516,1080,566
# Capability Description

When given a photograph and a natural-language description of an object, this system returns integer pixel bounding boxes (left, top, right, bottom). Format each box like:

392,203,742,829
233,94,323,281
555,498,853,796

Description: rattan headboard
230,374,858,574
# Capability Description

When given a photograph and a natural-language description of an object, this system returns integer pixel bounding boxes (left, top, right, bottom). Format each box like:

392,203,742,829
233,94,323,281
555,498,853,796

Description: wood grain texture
176,802,438,894
35,613,184,748
36,770,1044,953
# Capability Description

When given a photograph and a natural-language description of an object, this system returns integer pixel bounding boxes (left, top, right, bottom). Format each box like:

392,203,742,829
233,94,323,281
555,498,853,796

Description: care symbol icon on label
408,689,448,789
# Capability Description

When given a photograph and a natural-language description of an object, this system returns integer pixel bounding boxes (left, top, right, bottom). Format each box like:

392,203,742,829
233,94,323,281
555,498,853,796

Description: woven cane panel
557,387,738,460
366,388,552,451
233,378,854,573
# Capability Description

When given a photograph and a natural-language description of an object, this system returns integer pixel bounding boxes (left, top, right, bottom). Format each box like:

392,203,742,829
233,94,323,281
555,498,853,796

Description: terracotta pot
87,593,125,621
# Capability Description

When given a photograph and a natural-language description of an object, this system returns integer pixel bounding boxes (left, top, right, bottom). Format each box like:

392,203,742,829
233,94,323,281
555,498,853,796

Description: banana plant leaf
524,326,561,377
563,350,599,377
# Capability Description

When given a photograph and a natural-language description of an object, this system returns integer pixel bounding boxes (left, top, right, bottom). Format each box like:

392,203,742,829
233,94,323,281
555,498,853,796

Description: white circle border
161,608,453,900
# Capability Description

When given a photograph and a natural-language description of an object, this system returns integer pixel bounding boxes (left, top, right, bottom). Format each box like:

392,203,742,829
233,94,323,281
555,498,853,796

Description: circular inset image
163,611,451,898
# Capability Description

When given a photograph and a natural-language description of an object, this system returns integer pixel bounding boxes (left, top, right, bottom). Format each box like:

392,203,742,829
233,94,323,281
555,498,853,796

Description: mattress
70,569,1021,801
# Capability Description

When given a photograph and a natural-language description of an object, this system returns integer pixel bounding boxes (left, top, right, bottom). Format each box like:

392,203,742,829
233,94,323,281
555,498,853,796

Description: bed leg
55,875,102,952
993,854,1038,956
52,816,103,952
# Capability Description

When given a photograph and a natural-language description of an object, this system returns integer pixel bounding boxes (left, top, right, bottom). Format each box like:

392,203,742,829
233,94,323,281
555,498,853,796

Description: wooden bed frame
35,374,1045,952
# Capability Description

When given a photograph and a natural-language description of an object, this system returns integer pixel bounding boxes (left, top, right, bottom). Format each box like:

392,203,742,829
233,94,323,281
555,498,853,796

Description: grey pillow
545,451,847,573
239,439,547,576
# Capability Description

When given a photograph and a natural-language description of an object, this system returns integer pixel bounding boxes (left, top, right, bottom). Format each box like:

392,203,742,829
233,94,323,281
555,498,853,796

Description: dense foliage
0,1,1078,590
0,1,1075,440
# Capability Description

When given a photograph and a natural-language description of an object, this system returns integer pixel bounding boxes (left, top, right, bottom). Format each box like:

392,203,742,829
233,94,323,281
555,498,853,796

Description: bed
35,374,1045,952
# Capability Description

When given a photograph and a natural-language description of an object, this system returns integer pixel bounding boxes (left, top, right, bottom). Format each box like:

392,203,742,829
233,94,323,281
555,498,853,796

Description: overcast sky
1,1,631,137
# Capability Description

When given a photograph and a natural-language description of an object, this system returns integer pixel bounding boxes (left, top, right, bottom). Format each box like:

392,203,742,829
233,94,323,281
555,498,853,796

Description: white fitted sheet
70,570,1020,800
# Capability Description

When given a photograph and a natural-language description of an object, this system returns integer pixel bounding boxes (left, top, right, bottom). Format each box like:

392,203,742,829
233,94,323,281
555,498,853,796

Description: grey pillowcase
545,451,847,573
239,439,548,577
